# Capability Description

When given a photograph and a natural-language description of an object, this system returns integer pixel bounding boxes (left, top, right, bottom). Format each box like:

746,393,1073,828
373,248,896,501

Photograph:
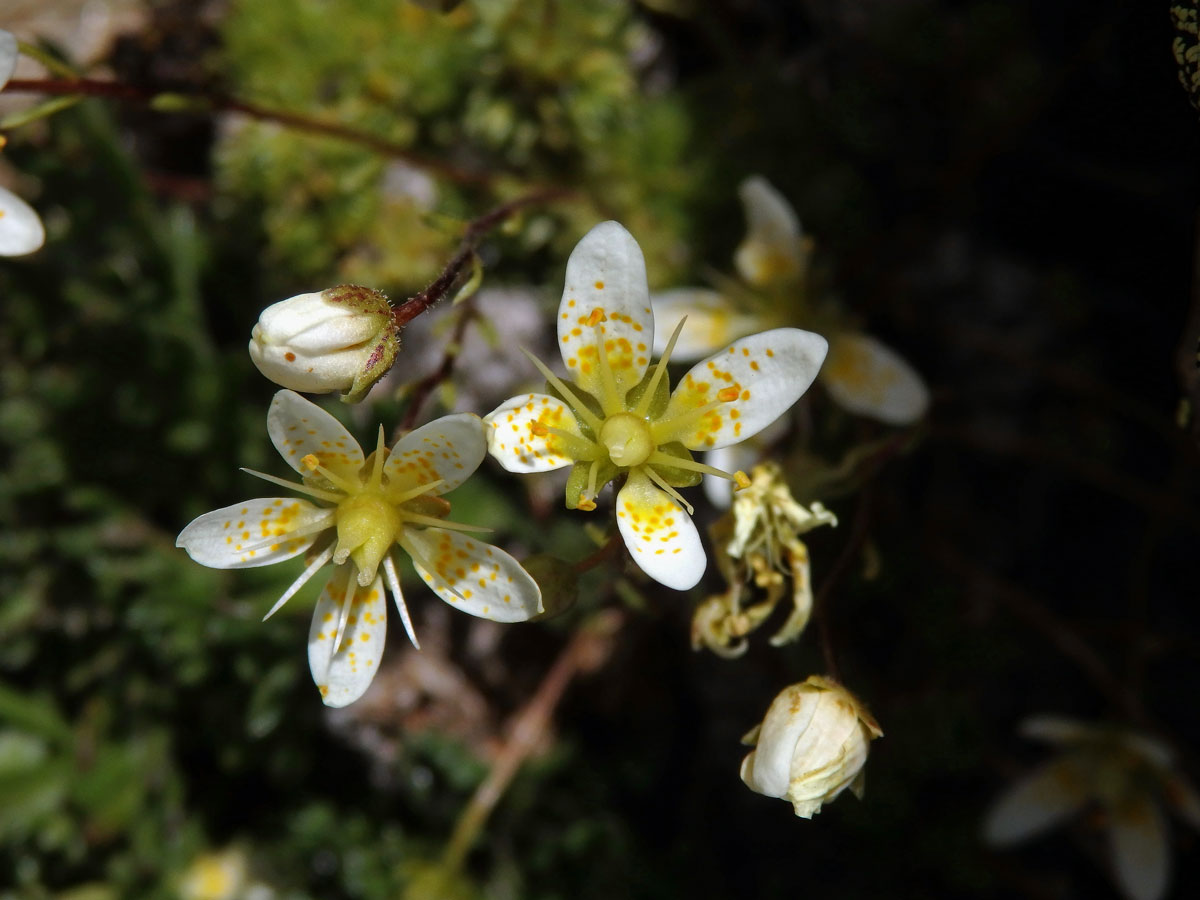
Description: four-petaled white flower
984,716,1200,900
483,221,827,591
177,390,542,707
651,175,929,426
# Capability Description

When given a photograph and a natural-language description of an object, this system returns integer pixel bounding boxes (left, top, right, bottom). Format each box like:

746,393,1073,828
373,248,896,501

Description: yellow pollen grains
599,413,655,467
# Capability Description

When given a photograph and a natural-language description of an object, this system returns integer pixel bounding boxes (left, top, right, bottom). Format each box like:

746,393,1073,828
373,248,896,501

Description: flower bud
248,285,398,401
740,675,883,818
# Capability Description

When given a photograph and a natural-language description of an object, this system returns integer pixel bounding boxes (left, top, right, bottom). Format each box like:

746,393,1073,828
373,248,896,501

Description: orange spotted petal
268,389,364,482
402,527,543,622
176,498,333,568
659,328,827,452
557,221,654,400
615,471,705,590
386,412,486,495
483,393,587,473
307,566,388,708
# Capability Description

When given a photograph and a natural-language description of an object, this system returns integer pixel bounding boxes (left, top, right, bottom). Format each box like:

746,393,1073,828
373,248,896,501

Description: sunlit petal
176,498,332,568
659,328,827,451
821,333,929,425
982,759,1089,846
386,412,486,494
649,289,762,361
403,527,543,622
558,221,654,400
615,470,705,590
267,389,364,481
0,185,46,257
734,176,804,287
1108,794,1170,900
483,393,588,473
307,567,388,708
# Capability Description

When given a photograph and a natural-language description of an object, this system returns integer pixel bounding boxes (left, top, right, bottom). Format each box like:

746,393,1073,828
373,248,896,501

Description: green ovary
334,491,403,583
599,413,655,468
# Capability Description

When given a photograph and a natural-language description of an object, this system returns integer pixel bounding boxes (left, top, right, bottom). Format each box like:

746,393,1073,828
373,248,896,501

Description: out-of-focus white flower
740,675,883,818
249,285,399,402
177,390,542,707
0,184,45,257
1,29,17,89
179,847,248,900
483,221,827,591
693,462,836,657
651,176,929,426
821,332,929,425
983,716,1200,900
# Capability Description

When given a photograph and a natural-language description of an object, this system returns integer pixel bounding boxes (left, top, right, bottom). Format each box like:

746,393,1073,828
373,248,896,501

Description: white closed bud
248,285,398,401
740,675,883,818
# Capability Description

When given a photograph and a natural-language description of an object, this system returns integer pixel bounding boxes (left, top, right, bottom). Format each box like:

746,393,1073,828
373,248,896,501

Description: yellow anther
577,497,598,512
585,309,607,327
530,421,550,437
718,386,740,402
734,470,752,490
301,453,321,471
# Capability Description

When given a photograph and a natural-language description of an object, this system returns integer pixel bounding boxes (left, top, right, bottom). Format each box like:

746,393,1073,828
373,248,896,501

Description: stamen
646,449,741,482
521,349,604,432
400,534,468,604
262,544,334,621
368,425,388,490
236,513,337,554
331,572,355,655
580,459,601,510
240,467,343,503
391,478,446,505
383,553,419,649
401,513,492,533
529,421,599,460
649,397,729,444
634,317,687,418
591,319,623,416
734,470,751,490
644,466,695,515
299,454,361,495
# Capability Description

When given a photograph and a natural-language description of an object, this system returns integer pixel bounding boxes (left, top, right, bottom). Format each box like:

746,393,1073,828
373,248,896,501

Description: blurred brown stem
440,609,624,872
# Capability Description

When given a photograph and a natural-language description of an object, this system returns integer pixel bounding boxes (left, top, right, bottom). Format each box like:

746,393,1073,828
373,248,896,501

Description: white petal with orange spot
1108,794,1169,900
649,288,763,362
821,332,929,425
176,498,333,568
267,389,365,480
557,221,654,400
659,328,827,451
615,471,705,590
386,412,486,494
734,176,804,287
307,566,388,708
403,527,543,622
483,393,587,473
0,185,46,257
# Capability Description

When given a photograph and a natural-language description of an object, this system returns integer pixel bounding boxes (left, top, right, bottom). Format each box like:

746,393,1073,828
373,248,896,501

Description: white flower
983,716,1200,900
650,176,929,426
483,221,827,591
740,675,883,818
1,30,17,90
177,390,542,707
0,185,46,257
248,285,399,401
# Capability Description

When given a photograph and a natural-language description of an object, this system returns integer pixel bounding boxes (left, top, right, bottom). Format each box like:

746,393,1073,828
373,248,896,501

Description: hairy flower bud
248,285,398,401
740,675,883,818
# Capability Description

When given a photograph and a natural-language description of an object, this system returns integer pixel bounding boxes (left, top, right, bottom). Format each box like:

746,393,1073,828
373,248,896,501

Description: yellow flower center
334,490,402,582
599,413,654,468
